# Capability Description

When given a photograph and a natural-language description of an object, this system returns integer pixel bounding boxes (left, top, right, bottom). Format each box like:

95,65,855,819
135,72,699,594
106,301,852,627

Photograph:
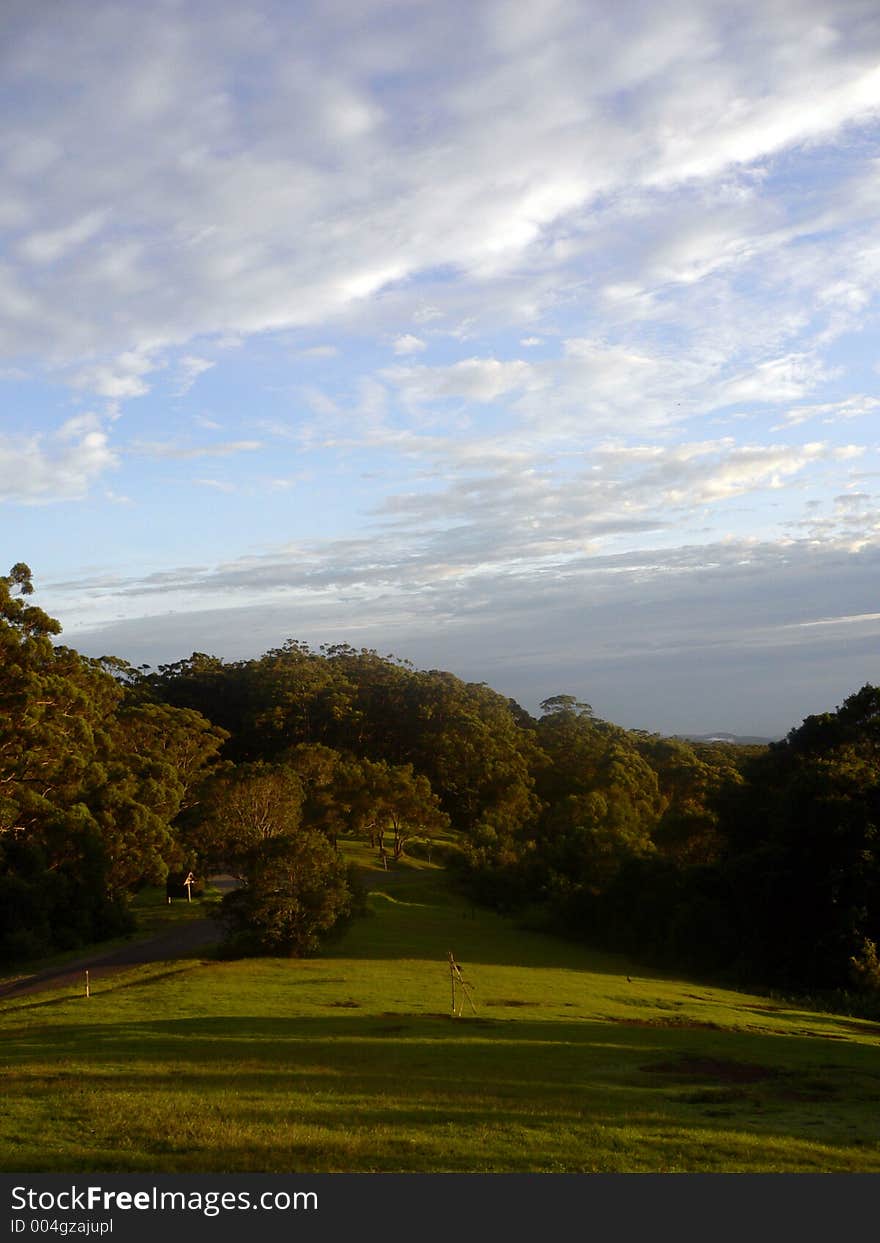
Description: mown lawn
1,843,879,1173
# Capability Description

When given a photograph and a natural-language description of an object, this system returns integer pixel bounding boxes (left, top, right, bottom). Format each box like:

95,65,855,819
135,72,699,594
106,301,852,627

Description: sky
2,0,880,738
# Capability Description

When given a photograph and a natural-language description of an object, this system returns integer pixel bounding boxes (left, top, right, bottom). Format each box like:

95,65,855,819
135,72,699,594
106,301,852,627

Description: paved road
0,870,416,1004
0,879,235,1002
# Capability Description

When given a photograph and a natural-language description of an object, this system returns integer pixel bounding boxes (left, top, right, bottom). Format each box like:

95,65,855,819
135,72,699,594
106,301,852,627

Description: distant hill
676,732,776,746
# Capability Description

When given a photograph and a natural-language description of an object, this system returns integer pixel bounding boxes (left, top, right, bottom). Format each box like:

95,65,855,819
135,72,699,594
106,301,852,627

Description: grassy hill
1,842,879,1173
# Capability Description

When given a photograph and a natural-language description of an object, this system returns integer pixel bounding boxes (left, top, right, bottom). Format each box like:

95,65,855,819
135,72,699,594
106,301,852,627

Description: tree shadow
2,1011,878,1171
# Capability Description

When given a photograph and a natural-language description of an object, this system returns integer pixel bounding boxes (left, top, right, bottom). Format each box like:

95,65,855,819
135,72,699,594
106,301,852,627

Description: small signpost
448,951,477,1017
166,870,199,903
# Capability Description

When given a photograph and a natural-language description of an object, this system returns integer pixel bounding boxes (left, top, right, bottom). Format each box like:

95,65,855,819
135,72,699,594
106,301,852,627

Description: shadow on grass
2,1012,879,1172
5,1010,880,1082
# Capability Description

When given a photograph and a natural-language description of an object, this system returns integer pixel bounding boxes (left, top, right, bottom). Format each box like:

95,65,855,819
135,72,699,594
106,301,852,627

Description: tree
0,566,120,844
403,671,540,835
241,640,344,756
142,652,244,740
283,743,346,846
0,565,226,957
0,564,125,957
531,745,659,899
218,829,352,956
539,694,593,718
186,762,305,876
89,702,227,892
533,698,605,805
714,685,880,988
636,736,734,868
338,757,449,859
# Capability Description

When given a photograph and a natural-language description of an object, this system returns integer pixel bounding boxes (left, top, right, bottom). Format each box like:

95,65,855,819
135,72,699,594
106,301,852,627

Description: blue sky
3,0,880,736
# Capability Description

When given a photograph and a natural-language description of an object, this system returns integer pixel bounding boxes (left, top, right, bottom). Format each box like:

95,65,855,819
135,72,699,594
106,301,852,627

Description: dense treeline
3,563,879,996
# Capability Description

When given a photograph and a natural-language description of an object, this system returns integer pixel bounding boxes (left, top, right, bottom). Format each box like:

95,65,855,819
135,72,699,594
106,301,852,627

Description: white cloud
16,208,109,266
381,340,717,438
174,354,215,395
0,425,117,504
713,354,835,407
298,345,339,358
194,478,237,492
384,357,539,405
778,395,880,427
57,412,104,441
392,334,426,355
130,439,263,460
70,348,158,400
788,611,880,630
647,441,860,505
366,436,866,565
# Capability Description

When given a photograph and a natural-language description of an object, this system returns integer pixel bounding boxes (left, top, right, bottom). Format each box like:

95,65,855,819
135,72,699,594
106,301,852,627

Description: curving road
0,877,236,1002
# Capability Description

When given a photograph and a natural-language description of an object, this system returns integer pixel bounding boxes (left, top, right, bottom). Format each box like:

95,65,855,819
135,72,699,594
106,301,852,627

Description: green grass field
1,842,879,1173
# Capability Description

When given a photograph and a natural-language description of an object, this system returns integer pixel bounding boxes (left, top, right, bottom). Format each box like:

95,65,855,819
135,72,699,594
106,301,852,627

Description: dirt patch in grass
675,1087,751,1104
484,999,540,1008
643,1060,843,1104
616,1016,722,1031
289,977,349,986
641,1056,780,1083
776,1087,839,1102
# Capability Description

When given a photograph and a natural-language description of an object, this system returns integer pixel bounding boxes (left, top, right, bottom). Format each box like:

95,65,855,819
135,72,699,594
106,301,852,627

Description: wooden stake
459,976,477,1016
448,952,477,1017
85,970,90,999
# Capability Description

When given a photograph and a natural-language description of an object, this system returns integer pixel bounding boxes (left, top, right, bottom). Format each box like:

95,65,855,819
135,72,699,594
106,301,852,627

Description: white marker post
183,871,195,902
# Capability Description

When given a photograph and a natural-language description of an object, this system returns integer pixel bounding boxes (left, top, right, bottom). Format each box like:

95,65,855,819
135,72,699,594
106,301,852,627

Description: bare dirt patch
641,1055,780,1083
615,1016,722,1031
